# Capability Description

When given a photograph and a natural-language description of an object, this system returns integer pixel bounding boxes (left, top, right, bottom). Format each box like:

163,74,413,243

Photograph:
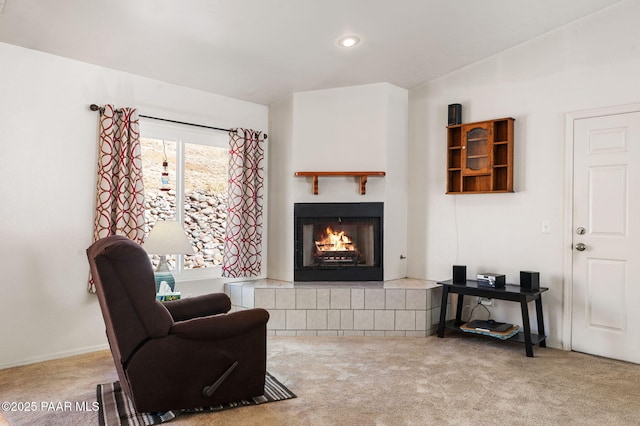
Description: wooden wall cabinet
447,117,514,194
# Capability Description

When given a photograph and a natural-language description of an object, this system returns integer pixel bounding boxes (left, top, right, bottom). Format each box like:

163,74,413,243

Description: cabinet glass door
464,125,489,174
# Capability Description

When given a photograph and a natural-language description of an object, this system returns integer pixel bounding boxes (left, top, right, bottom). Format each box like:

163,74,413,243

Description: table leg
535,296,546,348
520,299,534,357
437,286,449,338
454,294,465,326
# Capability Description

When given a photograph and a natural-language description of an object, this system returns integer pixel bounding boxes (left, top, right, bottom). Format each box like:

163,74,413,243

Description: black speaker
453,265,467,284
520,271,540,291
448,104,462,125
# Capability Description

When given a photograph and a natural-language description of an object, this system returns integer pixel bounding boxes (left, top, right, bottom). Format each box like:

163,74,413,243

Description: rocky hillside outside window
140,119,229,279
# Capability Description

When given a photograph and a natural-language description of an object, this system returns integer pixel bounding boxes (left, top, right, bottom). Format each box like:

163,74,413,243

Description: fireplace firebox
294,202,383,281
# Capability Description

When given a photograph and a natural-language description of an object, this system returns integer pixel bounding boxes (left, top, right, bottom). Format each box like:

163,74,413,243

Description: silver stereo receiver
477,273,505,288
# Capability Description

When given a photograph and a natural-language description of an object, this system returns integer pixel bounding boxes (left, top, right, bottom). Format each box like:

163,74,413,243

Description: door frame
562,102,640,351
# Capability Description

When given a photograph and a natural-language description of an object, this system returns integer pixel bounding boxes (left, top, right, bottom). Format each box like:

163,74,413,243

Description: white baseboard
0,343,110,370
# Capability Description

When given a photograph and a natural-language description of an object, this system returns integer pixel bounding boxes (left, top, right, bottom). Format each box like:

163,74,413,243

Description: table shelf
443,320,547,345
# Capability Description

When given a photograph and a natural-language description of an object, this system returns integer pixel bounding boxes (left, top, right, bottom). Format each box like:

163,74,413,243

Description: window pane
141,138,177,223
141,138,178,269
183,143,228,269
141,137,229,271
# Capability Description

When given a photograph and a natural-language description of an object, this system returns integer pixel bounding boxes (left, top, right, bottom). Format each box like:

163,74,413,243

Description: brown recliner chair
87,235,269,413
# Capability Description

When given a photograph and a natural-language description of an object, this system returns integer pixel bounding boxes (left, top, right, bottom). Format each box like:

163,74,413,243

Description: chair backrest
87,235,173,367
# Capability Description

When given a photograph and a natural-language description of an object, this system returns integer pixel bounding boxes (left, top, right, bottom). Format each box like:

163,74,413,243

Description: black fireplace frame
294,202,383,281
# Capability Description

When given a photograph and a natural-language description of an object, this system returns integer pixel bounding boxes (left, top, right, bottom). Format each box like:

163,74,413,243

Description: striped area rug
96,372,296,426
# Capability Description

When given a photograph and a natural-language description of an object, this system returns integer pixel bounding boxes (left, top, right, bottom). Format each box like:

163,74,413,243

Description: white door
571,111,640,364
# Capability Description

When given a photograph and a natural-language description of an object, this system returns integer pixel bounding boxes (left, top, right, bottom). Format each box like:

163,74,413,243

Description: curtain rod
90,104,268,138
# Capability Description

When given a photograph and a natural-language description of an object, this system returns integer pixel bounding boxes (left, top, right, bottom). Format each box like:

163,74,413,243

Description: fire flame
315,227,355,252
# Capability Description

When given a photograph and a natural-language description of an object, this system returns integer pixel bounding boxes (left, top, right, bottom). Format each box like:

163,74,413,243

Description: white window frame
140,117,229,281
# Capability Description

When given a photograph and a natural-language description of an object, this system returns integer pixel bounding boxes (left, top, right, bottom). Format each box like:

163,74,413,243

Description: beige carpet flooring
1,335,640,425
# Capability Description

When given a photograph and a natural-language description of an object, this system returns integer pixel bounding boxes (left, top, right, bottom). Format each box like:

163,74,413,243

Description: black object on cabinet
448,104,462,125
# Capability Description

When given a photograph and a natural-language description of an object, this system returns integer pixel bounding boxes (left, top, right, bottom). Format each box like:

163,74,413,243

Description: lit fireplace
294,202,383,281
315,227,359,265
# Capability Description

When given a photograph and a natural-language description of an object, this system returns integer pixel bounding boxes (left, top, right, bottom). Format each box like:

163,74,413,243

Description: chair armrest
163,293,231,322
170,309,269,341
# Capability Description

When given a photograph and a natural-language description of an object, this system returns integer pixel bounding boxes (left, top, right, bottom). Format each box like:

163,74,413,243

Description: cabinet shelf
295,171,386,195
446,117,514,194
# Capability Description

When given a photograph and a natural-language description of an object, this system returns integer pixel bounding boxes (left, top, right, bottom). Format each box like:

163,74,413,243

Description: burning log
314,227,359,265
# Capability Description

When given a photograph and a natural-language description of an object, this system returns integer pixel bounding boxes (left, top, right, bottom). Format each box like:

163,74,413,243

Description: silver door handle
575,243,586,251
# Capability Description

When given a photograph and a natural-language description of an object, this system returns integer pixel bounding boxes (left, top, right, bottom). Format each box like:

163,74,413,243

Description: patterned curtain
89,105,146,293
222,128,265,277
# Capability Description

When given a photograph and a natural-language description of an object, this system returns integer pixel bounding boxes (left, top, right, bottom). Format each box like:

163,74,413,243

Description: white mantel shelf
294,171,386,195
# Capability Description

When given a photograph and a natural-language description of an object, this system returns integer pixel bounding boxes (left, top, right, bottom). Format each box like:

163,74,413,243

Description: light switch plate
541,220,551,234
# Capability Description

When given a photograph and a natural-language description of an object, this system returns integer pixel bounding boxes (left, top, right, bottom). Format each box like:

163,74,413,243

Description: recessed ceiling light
338,35,360,48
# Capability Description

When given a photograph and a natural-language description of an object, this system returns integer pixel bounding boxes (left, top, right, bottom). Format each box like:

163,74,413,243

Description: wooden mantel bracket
294,171,386,195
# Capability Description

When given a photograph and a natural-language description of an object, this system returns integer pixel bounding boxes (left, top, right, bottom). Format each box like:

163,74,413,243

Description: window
140,118,229,279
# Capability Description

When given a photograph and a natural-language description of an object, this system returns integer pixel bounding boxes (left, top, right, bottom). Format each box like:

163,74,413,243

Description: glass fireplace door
294,202,383,282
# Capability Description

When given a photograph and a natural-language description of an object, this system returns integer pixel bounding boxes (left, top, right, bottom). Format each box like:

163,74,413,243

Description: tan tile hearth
225,279,452,337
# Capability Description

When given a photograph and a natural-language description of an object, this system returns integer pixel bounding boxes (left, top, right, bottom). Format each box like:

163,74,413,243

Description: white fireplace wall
267,95,295,281
268,82,408,282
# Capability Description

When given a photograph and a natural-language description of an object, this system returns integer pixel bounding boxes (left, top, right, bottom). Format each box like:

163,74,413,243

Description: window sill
175,266,222,282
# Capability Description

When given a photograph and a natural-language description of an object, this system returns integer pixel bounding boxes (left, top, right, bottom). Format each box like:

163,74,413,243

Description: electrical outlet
479,297,493,306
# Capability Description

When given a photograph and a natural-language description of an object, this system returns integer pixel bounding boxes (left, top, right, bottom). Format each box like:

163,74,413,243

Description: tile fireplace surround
224,279,452,337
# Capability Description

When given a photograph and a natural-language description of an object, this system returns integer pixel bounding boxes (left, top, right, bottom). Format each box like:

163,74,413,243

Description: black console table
437,280,548,357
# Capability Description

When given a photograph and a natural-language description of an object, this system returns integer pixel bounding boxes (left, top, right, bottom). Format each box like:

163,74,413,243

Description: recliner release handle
202,361,239,398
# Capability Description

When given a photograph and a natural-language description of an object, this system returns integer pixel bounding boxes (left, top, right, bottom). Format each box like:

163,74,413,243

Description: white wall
407,0,640,348
267,95,295,281
267,83,408,282
0,42,268,368
384,86,409,278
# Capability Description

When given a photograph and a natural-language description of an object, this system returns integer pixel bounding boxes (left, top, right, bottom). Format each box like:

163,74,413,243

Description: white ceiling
0,0,621,106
